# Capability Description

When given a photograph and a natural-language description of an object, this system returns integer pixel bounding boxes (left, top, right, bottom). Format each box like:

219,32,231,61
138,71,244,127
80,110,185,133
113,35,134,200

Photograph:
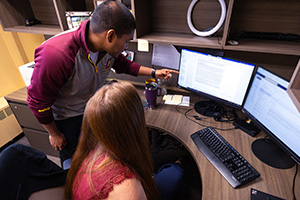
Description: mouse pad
251,188,286,200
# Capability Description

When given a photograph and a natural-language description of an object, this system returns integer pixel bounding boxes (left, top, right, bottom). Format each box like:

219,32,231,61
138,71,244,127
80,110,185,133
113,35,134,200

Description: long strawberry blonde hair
65,81,159,199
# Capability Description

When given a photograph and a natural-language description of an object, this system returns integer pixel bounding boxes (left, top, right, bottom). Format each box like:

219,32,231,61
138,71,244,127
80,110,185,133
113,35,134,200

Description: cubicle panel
9,102,46,132
23,128,59,157
230,0,300,35
151,0,224,35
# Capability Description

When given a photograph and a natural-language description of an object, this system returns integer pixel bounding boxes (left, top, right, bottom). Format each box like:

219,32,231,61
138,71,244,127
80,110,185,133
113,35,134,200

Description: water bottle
157,78,167,96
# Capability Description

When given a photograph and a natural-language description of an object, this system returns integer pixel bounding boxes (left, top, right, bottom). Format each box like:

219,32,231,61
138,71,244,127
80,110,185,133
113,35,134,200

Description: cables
175,104,237,131
216,35,224,49
293,164,298,200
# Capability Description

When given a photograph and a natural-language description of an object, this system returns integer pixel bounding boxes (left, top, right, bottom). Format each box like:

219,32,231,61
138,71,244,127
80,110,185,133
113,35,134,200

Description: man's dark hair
90,0,136,37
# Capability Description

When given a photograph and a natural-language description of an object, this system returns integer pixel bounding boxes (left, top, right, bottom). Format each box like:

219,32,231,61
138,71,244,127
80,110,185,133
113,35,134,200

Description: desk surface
136,85,300,200
6,86,300,200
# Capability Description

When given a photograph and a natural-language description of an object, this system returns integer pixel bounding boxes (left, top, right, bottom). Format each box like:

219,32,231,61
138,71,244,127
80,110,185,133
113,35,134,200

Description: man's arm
112,54,179,80
27,40,75,151
138,66,179,80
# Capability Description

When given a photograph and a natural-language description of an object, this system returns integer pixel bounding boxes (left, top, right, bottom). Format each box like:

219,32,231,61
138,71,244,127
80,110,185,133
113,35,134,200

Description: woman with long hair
65,82,160,199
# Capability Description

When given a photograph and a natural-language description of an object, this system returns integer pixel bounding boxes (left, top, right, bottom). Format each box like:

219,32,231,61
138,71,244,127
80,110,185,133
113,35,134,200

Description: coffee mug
145,82,160,109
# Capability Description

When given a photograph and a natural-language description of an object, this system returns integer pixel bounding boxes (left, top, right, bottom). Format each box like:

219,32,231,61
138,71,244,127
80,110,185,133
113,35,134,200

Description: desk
136,85,300,200
5,85,300,200
5,87,59,157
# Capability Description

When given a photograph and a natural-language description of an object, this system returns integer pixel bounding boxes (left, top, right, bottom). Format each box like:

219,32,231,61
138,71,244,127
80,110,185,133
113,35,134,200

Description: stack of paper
163,95,190,106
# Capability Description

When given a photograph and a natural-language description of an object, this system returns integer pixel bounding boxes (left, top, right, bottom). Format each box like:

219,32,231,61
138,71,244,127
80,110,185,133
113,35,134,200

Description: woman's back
72,150,147,200
65,81,160,200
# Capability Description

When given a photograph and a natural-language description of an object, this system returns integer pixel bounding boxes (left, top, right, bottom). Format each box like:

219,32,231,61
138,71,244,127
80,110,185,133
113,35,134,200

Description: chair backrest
29,186,65,200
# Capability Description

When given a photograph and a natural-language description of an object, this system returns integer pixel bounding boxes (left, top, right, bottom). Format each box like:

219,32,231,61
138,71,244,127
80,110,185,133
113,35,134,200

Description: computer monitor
178,48,255,116
243,67,300,169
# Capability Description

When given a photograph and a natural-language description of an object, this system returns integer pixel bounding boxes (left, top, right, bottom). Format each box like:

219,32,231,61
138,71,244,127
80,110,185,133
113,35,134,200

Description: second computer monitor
243,67,300,168
178,48,255,111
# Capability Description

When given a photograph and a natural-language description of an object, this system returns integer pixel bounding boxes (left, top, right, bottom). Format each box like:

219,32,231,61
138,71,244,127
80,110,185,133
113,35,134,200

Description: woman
65,82,161,199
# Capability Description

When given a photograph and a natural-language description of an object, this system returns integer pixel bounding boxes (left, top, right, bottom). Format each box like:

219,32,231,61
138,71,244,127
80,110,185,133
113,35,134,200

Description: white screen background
178,49,254,106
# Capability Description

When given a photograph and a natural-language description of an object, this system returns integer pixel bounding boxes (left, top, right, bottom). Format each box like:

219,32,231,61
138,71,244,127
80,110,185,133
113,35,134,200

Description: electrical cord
216,35,224,49
175,103,299,199
175,104,237,131
223,108,237,122
293,164,298,200
175,103,207,119
142,99,149,110
175,104,210,127
175,103,193,115
186,108,236,131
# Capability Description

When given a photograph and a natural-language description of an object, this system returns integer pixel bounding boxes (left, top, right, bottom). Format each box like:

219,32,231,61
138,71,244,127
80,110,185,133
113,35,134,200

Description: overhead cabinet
132,0,300,55
1,0,299,55
0,0,87,35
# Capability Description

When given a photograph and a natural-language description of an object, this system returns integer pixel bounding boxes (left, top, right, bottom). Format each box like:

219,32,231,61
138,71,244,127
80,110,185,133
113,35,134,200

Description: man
27,0,178,166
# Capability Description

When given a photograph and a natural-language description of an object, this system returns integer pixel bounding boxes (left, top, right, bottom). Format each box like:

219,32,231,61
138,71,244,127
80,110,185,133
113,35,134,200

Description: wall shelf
136,32,224,49
4,25,63,35
0,0,88,35
224,39,300,56
1,0,299,57
132,0,300,56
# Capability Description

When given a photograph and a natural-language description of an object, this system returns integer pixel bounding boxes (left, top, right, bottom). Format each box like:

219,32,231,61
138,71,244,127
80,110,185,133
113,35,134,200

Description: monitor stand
251,138,295,169
194,100,223,117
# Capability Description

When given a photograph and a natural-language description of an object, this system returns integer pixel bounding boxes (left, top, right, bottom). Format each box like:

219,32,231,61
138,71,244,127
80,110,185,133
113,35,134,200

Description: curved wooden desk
6,85,300,200
137,85,300,200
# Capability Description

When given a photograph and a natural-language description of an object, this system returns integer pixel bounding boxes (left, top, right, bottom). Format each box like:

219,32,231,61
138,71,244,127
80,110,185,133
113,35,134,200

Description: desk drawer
23,128,59,157
9,102,45,132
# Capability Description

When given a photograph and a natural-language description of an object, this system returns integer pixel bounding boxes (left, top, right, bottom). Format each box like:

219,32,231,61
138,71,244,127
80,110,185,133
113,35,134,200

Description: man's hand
42,121,67,151
155,69,179,80
49,133,67,151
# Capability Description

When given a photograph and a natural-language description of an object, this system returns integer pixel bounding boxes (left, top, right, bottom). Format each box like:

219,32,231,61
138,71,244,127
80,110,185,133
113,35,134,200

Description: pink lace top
72,153,137,199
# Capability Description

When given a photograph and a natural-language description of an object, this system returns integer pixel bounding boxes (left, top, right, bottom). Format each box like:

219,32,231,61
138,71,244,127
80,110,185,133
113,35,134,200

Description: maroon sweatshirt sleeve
112,54,141,76
27,39,75,124
27,21,89,125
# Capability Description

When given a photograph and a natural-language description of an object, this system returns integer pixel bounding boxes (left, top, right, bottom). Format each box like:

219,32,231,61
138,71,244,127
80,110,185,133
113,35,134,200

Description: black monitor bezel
241,66,300,165
177,48,256,110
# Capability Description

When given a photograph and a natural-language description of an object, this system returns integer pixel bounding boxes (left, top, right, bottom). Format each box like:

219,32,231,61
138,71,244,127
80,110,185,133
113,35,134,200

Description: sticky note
137,39,149,52
163,95,173,101
164,95,182,105
164,95,189,106
172,95,183,104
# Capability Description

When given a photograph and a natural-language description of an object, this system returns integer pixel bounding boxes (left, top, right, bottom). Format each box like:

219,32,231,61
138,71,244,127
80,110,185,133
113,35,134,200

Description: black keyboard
191,127,260,188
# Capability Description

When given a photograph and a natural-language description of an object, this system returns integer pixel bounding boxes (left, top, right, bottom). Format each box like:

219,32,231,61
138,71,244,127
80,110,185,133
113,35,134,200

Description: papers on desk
19,61,34,86
163,95,190,106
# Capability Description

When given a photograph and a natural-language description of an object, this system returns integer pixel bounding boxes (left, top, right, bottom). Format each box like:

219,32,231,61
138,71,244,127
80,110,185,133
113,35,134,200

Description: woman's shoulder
106,177,147,200
98,159,141,198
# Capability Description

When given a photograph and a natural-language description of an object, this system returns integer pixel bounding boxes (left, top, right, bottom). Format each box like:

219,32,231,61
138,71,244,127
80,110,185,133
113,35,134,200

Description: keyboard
191,127,260,188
